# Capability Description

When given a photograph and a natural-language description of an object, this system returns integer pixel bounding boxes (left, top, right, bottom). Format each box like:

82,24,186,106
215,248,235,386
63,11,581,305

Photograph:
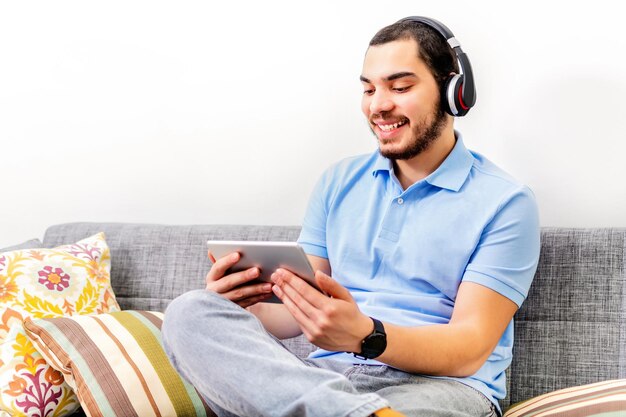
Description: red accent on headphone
458,84,469,110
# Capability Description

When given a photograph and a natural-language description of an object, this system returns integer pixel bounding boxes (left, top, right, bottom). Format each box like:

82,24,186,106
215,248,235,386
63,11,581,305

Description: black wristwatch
353,317,387,360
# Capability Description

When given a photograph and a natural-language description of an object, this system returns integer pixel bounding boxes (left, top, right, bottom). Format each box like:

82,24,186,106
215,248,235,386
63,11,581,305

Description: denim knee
165,289,223,333
165,289,249,340
164,291,212,347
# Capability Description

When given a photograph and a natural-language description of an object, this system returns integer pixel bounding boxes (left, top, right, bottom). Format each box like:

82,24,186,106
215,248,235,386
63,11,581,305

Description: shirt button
397,198,404,205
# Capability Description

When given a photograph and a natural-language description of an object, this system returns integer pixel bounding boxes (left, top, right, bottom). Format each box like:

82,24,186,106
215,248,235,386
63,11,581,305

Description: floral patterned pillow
0,232,120,416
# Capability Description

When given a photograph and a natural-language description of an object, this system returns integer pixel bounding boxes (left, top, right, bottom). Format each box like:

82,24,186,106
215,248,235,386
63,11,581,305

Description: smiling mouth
375,118,408,132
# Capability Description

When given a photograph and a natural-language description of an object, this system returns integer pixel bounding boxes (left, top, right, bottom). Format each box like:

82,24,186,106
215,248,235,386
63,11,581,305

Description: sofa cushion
0,238,43,252
24,310,215,417
504,378,626,416
0,233,120,417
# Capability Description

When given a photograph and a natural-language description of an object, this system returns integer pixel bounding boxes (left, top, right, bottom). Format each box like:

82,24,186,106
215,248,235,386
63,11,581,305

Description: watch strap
371,317,384,334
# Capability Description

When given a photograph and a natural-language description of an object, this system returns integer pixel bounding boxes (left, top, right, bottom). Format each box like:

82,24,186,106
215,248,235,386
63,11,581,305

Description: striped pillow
23,311,215,417
504,379,626,417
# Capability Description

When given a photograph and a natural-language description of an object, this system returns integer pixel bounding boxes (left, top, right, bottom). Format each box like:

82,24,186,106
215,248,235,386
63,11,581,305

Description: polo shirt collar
372,152,393,175
371,131,474,192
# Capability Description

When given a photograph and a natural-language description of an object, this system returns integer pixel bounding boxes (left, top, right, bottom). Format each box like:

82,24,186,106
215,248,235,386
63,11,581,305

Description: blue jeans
162,290,497,417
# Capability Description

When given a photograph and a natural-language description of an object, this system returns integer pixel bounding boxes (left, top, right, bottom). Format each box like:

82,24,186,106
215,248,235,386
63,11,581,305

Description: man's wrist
352,317,388,360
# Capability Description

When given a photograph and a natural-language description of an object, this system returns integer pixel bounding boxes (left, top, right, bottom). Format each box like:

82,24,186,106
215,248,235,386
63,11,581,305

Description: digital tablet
206,240,319,303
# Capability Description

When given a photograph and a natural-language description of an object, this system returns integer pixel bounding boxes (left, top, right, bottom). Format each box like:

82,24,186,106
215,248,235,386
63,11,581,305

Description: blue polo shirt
297,133,540,410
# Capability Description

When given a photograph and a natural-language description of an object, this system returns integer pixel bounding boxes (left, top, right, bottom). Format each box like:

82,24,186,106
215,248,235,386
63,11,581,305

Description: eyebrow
359,72,417,83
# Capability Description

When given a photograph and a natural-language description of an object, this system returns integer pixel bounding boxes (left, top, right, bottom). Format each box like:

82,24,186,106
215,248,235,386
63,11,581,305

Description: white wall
1,0,625,248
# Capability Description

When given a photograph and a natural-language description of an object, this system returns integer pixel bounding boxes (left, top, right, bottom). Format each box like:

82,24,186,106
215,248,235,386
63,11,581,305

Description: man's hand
270,268,372,353
205,251,274,308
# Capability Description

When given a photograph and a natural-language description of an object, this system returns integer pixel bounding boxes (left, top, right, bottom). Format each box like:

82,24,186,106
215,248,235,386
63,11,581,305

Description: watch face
362,333,387,358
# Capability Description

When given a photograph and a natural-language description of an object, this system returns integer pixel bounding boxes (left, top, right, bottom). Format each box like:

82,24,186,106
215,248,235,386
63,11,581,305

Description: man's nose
369,91,394,114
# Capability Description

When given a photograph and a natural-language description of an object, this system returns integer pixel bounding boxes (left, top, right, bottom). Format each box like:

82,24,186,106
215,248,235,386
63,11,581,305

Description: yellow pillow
0,232,120,416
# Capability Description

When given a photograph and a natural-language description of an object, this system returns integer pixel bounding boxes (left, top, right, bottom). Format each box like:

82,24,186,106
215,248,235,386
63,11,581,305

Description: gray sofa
41,222,626,411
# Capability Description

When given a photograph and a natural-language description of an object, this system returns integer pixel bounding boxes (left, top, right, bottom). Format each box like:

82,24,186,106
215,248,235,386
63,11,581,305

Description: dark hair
369,20,459,92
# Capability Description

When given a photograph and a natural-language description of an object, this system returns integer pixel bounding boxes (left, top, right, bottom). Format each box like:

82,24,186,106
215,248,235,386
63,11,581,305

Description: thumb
315,271,353,301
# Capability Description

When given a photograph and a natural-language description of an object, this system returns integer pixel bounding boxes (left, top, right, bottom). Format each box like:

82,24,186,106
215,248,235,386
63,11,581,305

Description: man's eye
393,86,410,92
363,89,374,95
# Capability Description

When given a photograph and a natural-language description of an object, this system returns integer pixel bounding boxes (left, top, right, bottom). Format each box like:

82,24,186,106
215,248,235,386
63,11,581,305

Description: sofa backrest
507,228,626,408
43,223,301,311
43,223,626,409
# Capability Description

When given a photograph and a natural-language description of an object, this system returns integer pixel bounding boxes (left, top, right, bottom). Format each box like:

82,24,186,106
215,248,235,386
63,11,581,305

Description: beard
372,103,448,161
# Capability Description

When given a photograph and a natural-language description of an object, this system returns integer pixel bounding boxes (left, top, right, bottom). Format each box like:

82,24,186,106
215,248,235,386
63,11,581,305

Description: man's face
360,38,448,160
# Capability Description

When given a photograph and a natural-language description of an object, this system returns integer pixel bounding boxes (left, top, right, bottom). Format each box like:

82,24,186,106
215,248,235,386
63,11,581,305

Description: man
163,17,540,417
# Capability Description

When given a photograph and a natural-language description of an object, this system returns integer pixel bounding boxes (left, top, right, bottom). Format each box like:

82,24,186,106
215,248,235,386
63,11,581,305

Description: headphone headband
396,16,476,116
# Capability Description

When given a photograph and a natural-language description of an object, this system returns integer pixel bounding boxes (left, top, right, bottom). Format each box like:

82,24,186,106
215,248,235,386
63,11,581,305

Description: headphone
396,16,476,117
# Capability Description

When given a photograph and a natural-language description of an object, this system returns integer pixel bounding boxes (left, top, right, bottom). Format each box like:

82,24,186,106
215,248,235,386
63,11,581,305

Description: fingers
222,281,274,302
204,251,275,308
206,251,260,291
205,273,274,307
210,266,260,293
271,268,328,339
206,252,241,282
272,271,318,319
272,284,317,336
315,271,353,301
238,293,274,309
271,269,327,309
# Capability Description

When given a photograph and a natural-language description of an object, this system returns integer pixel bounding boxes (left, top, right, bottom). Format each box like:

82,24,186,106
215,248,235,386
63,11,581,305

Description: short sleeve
297,170,331,259
462,186,541,307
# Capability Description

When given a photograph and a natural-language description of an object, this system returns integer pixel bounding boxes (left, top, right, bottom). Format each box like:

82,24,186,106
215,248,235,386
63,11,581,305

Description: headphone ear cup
443,74,464,116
